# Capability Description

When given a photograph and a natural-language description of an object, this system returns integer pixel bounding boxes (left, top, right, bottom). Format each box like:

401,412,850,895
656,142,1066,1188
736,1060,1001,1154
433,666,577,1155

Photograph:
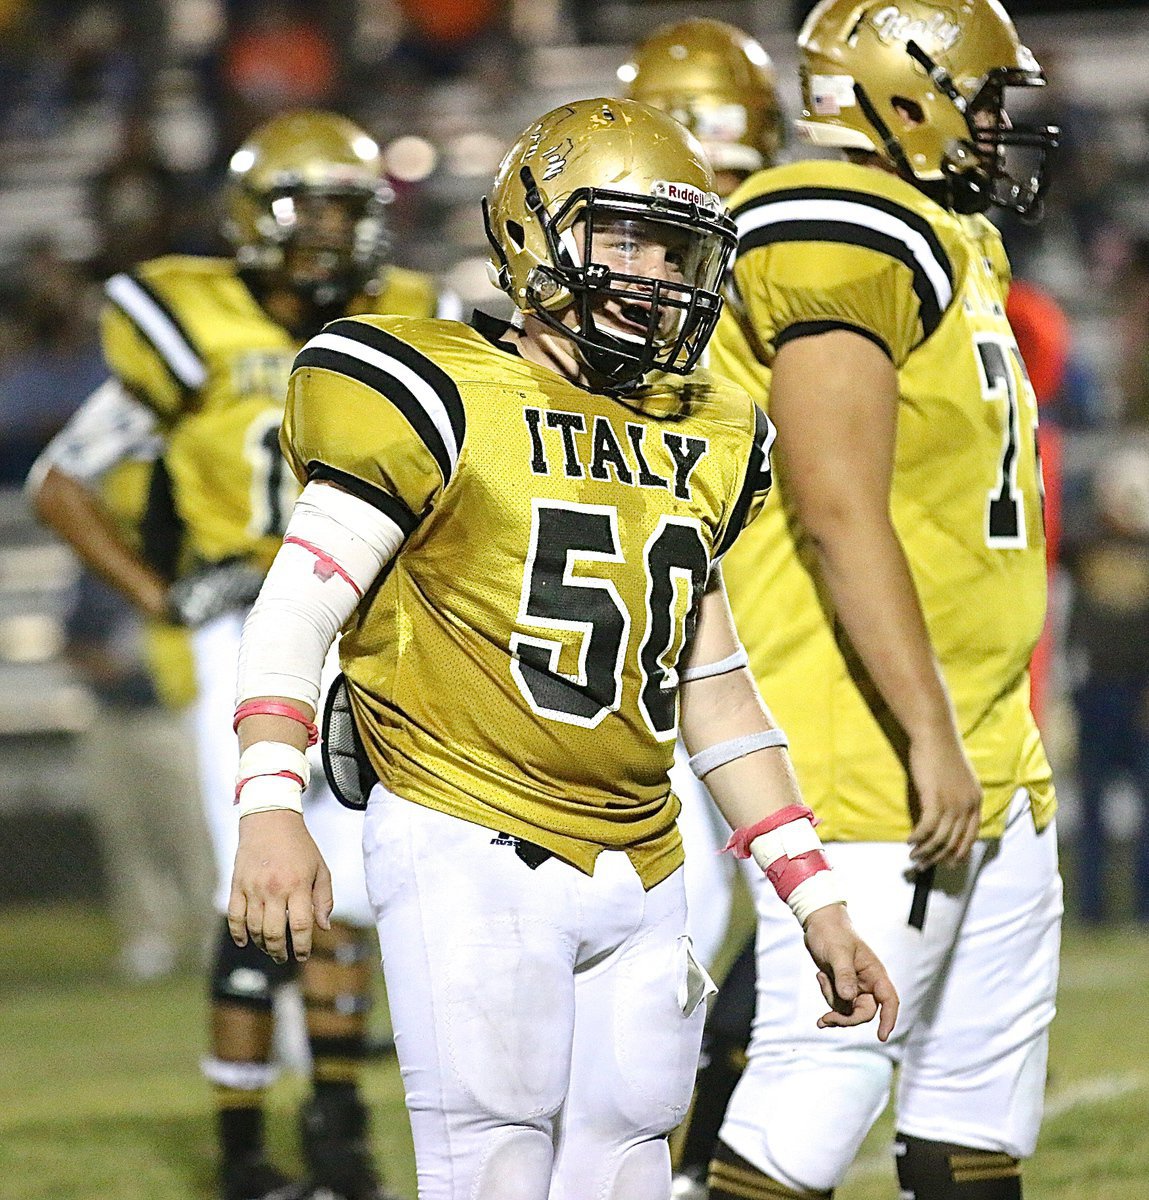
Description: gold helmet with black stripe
222,109,392,316
619,18,783,191
796,0,1058,217
483,97,738,393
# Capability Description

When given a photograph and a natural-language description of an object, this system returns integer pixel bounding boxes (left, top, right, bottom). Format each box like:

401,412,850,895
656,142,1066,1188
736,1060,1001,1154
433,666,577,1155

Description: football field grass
1,904,1146,1199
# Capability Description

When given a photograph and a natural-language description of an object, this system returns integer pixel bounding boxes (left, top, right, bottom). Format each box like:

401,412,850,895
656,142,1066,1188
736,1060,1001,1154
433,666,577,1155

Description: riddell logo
652,180,719,211
871,4,961,51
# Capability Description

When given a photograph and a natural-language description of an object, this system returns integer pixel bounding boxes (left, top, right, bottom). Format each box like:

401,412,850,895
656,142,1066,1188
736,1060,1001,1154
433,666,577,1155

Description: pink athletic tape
721,804,818,860
233,770,306,805
233,700,319,746
283,534,363,598
766,849,832,901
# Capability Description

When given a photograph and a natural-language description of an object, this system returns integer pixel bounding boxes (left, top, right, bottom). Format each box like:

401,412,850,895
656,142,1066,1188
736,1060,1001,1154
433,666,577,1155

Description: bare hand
804,904,899,1042
906,725,982,868
227,810,333,963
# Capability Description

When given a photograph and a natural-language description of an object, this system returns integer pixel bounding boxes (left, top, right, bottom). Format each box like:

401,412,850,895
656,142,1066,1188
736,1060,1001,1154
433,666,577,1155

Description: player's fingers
227,891,248,947
244,896,266,952
951,809,981,863
911,810,955,867
907,805,940,850
816,969,835,1008
817,993,876,1029
826,951,858,1004
259,897,289,964
939,815,973,866
873,973,901,1041
288,889,315,962
314,862,334,932
876,984,900,1042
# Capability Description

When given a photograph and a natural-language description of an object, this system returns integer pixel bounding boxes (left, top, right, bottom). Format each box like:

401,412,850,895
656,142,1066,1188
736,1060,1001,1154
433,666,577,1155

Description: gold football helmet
483,98,737,393
619,18,784,182
222,110,392,313
796,0,1058,216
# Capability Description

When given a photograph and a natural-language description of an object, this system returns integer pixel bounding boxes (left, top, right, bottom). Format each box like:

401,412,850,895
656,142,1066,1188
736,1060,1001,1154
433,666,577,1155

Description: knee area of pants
709,1140,830,1199
895,1133,1021,1199
603,1137,672,1200
210,923,297,1008
472,1126,553,1200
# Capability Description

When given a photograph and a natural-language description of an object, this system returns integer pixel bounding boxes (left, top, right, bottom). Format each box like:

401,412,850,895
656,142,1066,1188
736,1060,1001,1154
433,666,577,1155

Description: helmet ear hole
892,97,925,127
505,220,526,250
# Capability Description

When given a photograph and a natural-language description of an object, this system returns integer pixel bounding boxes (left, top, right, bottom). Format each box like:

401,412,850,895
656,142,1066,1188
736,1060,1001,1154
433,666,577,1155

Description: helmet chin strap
239,267,356,340
573,332,648,396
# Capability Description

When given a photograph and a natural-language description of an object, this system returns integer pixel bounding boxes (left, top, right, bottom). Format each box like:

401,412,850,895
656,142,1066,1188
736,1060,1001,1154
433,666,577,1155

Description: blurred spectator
390,0,515,85
1064,438,1149,925
88,106,182,276
218,0,339,149
11,2,150,136
1116,238,1149,428
0,240,104,484
0,0,37,129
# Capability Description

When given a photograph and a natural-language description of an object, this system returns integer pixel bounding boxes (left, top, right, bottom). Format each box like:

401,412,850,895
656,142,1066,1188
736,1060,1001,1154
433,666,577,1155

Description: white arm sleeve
25,379,162,495
236,481,406,710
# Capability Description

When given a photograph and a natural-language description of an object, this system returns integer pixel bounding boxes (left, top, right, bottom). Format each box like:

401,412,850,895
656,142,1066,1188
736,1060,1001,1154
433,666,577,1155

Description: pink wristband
233,700,319,746
234,770,306,805
721,804,818,860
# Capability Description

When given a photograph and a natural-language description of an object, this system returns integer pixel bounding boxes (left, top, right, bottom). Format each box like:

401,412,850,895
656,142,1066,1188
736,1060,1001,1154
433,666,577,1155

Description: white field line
844,1072,1148,1182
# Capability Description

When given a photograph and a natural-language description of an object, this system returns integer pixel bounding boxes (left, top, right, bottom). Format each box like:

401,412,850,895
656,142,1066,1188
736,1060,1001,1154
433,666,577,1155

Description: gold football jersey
100,255,445,573
100,458,197,708
283,313,774,887
712,160,1054,841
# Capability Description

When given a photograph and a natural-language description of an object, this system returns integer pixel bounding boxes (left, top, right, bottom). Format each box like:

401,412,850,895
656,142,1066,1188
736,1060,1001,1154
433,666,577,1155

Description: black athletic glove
168,559,266,628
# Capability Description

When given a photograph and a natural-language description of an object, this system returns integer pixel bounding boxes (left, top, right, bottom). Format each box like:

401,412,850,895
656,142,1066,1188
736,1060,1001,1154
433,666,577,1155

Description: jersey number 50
510,500,709,739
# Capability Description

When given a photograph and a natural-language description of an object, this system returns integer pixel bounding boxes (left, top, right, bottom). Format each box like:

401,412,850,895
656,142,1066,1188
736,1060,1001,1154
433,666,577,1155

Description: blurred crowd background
1,0,1149,981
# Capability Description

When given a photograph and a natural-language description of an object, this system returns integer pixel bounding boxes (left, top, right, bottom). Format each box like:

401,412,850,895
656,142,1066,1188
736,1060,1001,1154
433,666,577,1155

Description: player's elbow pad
236,482,405,710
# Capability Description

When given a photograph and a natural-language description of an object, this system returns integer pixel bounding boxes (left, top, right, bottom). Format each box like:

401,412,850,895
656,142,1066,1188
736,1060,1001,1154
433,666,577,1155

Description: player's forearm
236,700,314,753
680,664,845,927
681,665,804,831
233,482,402,820
805,506,959,743
31,466,169,619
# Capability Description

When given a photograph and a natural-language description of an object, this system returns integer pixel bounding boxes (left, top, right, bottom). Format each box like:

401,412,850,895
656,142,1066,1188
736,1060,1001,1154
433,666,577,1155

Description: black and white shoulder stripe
716,405,776,560
294,319,466,489
732,186,955,339
104,272,207,393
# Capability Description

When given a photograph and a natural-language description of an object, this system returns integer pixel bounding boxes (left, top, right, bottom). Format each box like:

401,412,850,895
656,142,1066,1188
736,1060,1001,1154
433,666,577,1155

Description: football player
621,18,784,202
227,97,898,1200
621,15,786,969
621,23,794,1193
29,110,458,1200
697,3,1063,1199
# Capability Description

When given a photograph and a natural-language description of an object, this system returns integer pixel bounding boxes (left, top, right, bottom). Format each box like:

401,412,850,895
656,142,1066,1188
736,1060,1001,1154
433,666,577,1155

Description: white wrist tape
785,871,849,926
236,481,404,710
680,645,749,682
688,728,789,778
235,741,311,818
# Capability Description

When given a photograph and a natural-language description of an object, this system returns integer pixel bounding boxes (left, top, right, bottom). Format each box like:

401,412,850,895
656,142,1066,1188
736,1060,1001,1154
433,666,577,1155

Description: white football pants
363,787,714,1200
720,788,1063,1193
192,611,373,926
670,742,759,970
